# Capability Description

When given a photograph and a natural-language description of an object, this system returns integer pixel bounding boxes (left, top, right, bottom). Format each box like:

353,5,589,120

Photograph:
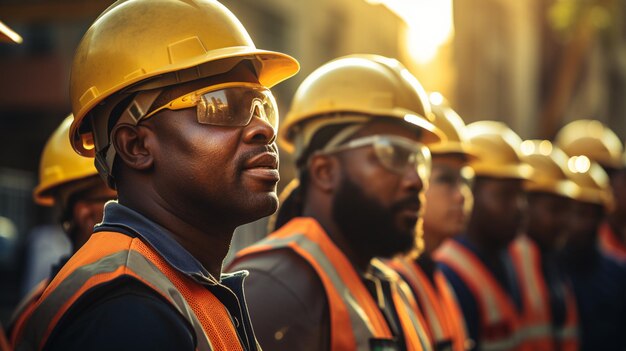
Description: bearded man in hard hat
388,95,473,351
434,121,536,351
557,155,626,351
509,140,580,350
230,55,440,351
555,120,626,262
11,1,298,350
8,115,116,345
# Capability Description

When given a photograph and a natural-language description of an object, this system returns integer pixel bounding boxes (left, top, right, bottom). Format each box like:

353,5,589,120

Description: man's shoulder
231,247,322,288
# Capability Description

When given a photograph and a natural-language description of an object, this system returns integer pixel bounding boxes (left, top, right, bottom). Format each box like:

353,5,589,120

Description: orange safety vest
11,231,245,351
0,324,11,351
233,217,433,351
388,258,469,351
598,222,626,262
435,240,524,351
9,279,48,346
509,235,579,351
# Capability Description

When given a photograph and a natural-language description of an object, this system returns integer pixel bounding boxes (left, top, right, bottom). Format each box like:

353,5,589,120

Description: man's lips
242,152,280,182
243,152,278,170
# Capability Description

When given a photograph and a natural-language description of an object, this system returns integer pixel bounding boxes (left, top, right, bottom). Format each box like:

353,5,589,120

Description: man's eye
436,174,457,185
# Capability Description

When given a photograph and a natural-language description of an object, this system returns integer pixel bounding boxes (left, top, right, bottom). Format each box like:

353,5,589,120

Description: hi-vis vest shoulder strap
509,235,579,351
598,222,626,262
389,258,469,351
12,231,243,351
234,217,431,351
435,240,523,351
370,259,434,351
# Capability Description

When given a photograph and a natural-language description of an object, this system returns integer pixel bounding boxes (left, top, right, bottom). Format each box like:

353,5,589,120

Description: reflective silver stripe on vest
513,237,545,317
395,278,434,351
481,332,522,351
437,243,503,325
255,234,376,351
555,325,579,340
399,259,446,341
16,249,212,351
372,259,433,351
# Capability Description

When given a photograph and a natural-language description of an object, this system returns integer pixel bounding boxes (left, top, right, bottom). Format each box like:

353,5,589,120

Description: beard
331,172,420,259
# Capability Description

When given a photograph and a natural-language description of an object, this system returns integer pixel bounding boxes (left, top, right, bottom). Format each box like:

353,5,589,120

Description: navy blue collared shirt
44,201,259,351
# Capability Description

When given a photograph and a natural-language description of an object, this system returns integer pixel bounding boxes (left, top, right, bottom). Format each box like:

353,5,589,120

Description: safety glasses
142,82,279,128
318,135,431,179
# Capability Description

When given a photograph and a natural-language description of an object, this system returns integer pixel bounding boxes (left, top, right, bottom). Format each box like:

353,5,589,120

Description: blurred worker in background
510,140,580,350
8,115,116,344
11,0,298,350
435,121,533,351
556,120,626,262
230,54,441,351
388,94,473,351
556,150,626,351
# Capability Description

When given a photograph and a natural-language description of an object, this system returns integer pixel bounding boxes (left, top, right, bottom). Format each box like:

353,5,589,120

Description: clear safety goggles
317,135,431,180
142,82,279,128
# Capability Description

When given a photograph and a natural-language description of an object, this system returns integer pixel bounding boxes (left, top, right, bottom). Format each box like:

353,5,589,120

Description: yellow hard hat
466,121,532,180
34,115,99,206
69,0,299,156
279,54,443,156
564,155,613,209
427,92,477,159
519,139,579,199
554,119,625,170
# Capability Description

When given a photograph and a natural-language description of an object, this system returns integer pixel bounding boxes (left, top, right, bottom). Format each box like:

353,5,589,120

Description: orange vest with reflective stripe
509,235,579,351
12,231,244,351
9,279,48,346
435,240,524,351
233,217,432,351
598,222,626,262
388,258,469,351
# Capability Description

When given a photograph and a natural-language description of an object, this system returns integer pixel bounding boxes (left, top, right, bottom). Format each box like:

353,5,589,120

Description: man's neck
302,207,372,272
119,196,236,280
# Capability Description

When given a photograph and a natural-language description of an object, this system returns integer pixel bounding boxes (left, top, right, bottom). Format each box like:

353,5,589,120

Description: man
12,0,298,350
434,121,533,351
9,115,116,343
555,119,626,261
388,95,473,351
230,55,440,351
510,140,579,350
558,153,626,351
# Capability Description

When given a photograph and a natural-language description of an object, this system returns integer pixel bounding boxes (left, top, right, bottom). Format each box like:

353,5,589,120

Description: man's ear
308,154,342,193
111,124,154,171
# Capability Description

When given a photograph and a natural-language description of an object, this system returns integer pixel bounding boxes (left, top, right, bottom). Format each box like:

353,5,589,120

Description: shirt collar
95,201,247,286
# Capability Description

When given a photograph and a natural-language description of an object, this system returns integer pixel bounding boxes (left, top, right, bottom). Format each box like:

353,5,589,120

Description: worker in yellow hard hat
8,115,116,345
435,121,537,351
555,119,626,262
557,154,626,351
230,54,440,350
388,93,474,351
509,140,580,351
12,1,298,350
